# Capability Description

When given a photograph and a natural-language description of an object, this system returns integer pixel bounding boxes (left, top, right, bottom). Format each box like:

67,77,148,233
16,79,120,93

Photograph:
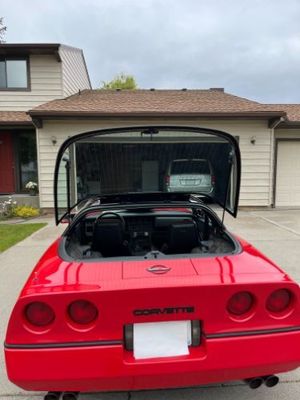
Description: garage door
276,141,300,206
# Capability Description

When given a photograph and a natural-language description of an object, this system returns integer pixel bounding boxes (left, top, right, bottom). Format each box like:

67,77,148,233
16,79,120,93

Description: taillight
25,301,55,327
165,175,170,185
68,300,98,324
211,175,216,185
227,291,254,316
266,289,292,313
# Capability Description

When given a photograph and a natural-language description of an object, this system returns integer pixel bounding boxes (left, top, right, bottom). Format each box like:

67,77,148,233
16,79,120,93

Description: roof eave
276,120,300,129
0,44,61,61
28,110,286,120
0,121,33,128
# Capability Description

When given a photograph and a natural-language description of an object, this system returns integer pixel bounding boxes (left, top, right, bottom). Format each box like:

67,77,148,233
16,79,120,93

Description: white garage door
276,141,300,206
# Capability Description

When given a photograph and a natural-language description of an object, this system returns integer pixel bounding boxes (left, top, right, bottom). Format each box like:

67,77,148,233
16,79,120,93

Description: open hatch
54,126,241,261
54,125,241,224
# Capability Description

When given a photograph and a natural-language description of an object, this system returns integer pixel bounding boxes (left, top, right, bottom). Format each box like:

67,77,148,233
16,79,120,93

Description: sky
1,0,300,103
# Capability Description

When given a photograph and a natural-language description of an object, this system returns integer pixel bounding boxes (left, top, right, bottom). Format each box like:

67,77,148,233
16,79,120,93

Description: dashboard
82,211,194,238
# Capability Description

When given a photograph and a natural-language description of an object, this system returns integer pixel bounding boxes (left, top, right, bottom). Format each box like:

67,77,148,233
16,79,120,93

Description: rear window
170,160,210,175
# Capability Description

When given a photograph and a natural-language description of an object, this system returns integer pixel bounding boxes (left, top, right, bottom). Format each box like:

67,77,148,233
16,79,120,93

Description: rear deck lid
54,126,241,224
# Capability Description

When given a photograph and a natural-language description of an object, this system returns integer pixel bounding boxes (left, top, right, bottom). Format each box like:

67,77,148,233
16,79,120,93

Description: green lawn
0,223,47,253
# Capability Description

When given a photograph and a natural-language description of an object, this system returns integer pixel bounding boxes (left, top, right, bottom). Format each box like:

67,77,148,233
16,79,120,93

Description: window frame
13,130,38,193
0,56,30,91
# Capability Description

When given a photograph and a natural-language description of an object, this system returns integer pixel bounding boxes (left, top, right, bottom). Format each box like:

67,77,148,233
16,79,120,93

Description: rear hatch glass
170,160,210,175
54,126,241,223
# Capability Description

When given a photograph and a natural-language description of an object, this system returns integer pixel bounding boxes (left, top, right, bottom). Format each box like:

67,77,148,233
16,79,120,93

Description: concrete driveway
0,210,300,400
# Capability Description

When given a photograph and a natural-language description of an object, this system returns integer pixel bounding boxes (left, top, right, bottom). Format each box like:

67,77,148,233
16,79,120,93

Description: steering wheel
95,211,126,230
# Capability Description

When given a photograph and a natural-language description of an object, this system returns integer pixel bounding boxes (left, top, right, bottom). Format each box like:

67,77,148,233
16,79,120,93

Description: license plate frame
133,320,193,360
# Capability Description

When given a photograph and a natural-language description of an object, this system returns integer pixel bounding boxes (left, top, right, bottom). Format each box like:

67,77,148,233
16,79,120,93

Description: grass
0,223,47,253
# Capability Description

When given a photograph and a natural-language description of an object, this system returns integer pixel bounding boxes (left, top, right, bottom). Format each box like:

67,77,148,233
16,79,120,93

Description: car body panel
5,232,300,391
6,330,300,391
5,126,300,393
5,237,300,348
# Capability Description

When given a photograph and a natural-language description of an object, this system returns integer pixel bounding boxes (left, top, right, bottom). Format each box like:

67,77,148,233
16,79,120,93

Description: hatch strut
221,152,233,226
63,156,71,224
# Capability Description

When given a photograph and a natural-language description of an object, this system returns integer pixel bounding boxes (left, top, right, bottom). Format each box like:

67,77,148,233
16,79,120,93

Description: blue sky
2,0,300,103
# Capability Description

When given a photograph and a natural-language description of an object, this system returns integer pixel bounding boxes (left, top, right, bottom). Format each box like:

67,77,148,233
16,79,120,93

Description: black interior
65,208,236,260
91,219,128,257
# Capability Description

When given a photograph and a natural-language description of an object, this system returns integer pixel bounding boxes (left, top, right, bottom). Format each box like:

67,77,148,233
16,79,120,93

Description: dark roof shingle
0,111,32,125
29,89,286,118
268,104,300,122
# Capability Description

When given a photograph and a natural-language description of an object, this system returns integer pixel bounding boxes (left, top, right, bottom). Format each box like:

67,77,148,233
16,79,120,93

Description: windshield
54,126,240,223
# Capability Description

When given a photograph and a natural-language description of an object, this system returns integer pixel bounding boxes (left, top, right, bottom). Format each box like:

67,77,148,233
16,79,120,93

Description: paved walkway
0,215,54,225
0,210,300,400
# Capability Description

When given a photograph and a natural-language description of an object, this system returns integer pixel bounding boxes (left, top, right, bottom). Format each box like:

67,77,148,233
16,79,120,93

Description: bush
0,196,17,218
12,206,40,219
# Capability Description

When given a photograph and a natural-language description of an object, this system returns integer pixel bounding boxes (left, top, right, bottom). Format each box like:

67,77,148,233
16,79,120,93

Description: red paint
0,132,15,193
5,235,300,392
5,331,300,391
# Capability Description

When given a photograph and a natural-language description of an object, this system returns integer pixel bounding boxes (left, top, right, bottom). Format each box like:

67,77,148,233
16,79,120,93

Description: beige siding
0,55,63,111
37,119,273,209
59,45,91,97
275,128,300,139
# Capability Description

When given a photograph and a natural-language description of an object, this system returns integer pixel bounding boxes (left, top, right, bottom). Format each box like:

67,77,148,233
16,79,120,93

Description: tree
0,18,7,43
100,73,137,90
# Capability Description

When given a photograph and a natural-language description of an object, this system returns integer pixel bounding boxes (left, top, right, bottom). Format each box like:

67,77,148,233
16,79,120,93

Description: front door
142,160,159,191
0,132,15,193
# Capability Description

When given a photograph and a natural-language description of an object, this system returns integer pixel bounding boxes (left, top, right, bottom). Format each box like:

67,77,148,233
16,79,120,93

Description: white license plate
133,320,192,359
180,179,201,186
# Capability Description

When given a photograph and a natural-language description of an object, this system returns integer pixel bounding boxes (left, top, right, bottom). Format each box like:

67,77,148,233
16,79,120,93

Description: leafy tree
100,73,137,90
0,18,7,43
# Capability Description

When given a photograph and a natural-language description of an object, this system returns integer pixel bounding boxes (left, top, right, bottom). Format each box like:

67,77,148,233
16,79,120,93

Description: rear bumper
166,187,214,194
5,331,300,392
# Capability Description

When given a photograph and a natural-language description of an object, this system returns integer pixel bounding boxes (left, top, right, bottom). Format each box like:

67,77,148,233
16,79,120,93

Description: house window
17,132,38,191
0,58,28,89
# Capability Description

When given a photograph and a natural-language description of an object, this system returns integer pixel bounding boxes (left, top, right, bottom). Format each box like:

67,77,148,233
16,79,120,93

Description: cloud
2,0,300,102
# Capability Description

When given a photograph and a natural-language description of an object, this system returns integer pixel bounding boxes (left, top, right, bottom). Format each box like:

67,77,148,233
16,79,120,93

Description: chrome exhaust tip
264,375,279,387
245,377,264,389
44,392,61,400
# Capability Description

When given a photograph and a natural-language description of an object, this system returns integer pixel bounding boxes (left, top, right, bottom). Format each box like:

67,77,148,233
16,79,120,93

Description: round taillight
25,301,55,327
266,289,292,313
227,291,254,316
68,300,98,325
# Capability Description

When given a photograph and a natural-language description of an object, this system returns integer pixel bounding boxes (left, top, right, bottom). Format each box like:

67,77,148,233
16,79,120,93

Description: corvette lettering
133,306,195,316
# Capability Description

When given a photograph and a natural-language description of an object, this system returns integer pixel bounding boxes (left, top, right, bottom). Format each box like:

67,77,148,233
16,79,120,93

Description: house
27,88,300,211
1,42,300,211
0,43,91,204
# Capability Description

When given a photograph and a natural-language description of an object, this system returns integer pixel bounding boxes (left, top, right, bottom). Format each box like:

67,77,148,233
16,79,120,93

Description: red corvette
5,126,300,399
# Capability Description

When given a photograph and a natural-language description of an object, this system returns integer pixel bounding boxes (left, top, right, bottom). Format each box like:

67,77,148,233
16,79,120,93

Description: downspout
270,116,285,130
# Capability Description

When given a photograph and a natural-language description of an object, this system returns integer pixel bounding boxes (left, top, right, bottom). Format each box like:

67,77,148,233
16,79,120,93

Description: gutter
28,110,287,120
0,121,33,129
275,120,300,129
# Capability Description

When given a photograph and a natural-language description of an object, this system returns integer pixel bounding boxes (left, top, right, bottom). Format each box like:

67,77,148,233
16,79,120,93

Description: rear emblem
147,265,171,274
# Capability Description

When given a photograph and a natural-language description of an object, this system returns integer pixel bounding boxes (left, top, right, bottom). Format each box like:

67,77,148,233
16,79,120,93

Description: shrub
0,196,17,218
12,205,40,219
